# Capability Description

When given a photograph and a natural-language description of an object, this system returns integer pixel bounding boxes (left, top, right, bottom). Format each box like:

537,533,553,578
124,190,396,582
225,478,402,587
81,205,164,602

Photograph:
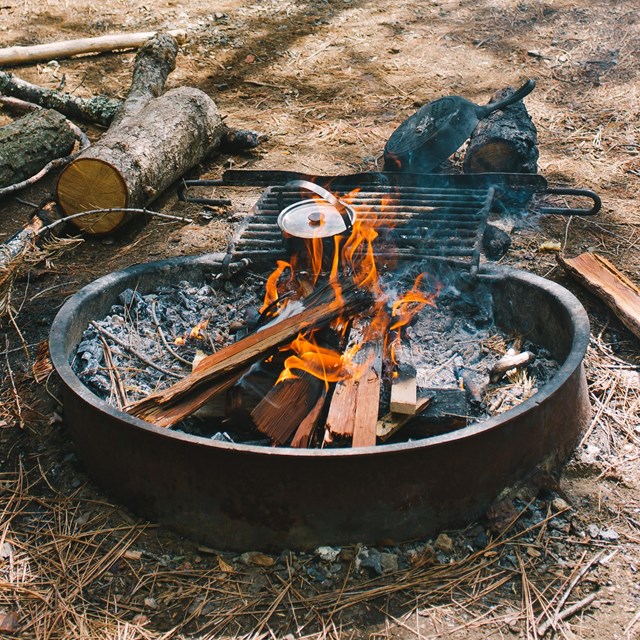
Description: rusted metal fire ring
50,254,591,551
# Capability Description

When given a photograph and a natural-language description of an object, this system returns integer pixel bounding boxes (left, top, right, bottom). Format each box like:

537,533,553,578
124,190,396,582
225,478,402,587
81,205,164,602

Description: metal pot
277,180,356,272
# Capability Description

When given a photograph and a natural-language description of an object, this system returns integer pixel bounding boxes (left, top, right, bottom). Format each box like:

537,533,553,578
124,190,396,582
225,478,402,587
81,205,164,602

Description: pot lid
277,199,354,239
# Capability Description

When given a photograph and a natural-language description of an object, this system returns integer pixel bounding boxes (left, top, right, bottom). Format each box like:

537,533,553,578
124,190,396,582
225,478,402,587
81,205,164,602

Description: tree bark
464,86,539,174
0,109,76,189
55,33,225,235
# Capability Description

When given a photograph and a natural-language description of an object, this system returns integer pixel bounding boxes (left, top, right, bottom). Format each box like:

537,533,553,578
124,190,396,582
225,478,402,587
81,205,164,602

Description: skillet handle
536,187,601,216
483,79,536,115
281,179,354,231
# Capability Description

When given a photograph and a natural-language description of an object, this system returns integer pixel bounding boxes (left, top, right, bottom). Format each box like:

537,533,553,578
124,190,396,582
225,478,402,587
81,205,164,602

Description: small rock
229,320,245,333
144,597,158,610
552,497,570,512
586,523,601,539
131,614,148,626
355,547,382,576
380,552,399,573
600,528,619,542
0,542,13,560
434,533,454,554
315,546,340,563
245,54,256,63
240,551,275,567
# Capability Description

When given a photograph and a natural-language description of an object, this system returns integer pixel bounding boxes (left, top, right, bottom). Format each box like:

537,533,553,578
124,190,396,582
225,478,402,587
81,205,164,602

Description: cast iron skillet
383,79,536,172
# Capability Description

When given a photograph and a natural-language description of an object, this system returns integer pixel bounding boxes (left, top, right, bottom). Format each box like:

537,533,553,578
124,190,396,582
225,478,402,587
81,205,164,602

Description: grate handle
536,187,601,216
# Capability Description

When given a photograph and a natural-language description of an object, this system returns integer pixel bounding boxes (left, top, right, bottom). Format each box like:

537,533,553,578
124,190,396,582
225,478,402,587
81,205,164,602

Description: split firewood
324,319,367,441
376,396,433,442
126,282,370,428
489,351,535,383
0,30,187,67
56,33,224,235
291,391,327,448
351,342,383,448
0,71,120,126
0,108,76,189
464,86,538,174
252,373,324,445
390,342,417,415
558,252,640,341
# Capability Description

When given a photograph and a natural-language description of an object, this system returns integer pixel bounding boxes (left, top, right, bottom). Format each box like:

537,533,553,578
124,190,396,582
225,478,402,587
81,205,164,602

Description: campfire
69,175,575,451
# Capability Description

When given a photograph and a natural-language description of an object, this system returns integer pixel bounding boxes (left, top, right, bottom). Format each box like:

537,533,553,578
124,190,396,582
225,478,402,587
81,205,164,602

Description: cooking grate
225,176,497,276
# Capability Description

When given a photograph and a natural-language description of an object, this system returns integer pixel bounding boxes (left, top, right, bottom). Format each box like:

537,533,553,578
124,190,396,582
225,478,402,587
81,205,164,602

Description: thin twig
151,300,192,366
4,336,23,428
89,321,182,379
99,335,128,410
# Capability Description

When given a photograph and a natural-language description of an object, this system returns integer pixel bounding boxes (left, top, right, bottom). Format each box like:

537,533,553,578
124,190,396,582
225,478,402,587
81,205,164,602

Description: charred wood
464,86,538,174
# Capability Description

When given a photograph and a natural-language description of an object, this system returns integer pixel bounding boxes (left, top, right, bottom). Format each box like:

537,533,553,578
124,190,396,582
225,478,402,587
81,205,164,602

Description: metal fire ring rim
50,252,590,456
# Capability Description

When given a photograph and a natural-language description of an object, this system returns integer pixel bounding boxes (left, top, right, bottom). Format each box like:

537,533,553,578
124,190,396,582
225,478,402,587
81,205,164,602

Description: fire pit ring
50,254,590,550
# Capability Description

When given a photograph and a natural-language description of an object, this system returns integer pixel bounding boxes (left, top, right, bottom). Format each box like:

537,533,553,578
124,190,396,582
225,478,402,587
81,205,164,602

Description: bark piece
56,34,224,235
126,283,370,428
558,251,640,340
0,30,187,67
0,108,76,188
464,86,538,174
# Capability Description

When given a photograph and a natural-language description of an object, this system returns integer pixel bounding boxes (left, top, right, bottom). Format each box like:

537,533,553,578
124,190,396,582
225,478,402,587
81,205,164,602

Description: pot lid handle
282,180,354,232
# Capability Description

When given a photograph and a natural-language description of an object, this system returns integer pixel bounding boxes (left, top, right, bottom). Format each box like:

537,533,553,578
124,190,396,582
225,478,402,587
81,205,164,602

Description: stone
355,547,382,576
434,533,454,554
552,497,570,512
380,552,399,573
599,528,619,542
315,546,341,563
586,524,601,539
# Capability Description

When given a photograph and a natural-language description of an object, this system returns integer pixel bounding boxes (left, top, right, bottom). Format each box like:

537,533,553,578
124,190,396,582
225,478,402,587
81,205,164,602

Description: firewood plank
558,252,640,340
351,342,383,448
390,343,417,415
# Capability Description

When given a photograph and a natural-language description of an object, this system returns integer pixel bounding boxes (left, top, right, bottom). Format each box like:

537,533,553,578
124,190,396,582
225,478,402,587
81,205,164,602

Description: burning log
558,252,640,341
463,86,538,174
56,33,225,235
251,373,324,445
126,282,370,428
0,108,76,189
390,342,417,415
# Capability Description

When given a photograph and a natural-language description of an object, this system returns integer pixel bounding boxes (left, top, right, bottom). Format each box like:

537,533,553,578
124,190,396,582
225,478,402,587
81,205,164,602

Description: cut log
252,374,324,445
291,391,327,448
464,86,538,174
558,252,640,340
390,342,417,415
56,34,224,235
0,30,187,67
0,108,76,188
126,282,370,428
0,71,120,126
351,341,383,448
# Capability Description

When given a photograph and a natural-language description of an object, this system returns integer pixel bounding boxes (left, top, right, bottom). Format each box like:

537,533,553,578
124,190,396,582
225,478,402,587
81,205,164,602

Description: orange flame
189,318,210,340
259,260,292,314
277,331,351,390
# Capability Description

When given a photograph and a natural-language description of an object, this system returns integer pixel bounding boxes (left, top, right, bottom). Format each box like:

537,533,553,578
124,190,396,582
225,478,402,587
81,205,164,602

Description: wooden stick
558,252,640,340
489,351,535,383
0,30,187,67
352,342,383,448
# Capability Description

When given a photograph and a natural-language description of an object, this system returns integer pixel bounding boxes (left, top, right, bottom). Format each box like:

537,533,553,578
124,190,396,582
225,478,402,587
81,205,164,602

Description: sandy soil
0,0,639,638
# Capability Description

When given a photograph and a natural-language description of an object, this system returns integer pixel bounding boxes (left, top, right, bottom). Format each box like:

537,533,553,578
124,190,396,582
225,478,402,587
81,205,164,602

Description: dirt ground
0,0,639,638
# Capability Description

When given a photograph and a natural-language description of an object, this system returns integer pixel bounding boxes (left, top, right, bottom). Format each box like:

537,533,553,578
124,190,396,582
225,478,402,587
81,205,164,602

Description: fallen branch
489,351,535,383
0,30,188,67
